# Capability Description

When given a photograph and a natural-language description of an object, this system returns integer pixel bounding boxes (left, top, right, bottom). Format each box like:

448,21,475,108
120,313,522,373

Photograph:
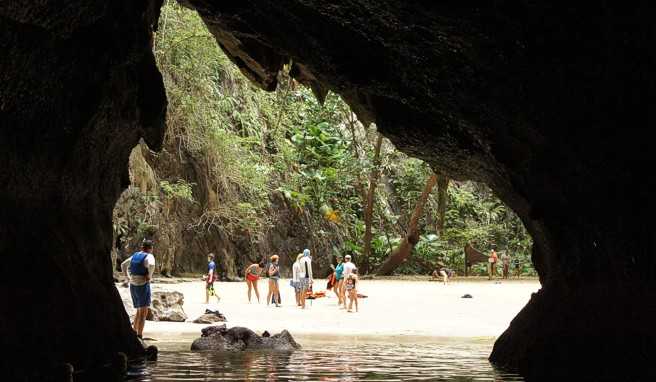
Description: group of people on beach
238,249,361,312
487,245,521,280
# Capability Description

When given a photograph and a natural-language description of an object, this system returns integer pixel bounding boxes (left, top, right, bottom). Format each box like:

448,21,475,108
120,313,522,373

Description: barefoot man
121,239,155,340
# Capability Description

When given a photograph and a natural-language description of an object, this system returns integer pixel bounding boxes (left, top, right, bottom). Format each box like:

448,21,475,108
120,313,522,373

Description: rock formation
146,291,187,322
191,325,301,352
193,309,227,324
1,1,654,379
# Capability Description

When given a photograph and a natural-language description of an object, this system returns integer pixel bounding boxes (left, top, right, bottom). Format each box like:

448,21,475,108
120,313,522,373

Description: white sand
138,278,539,343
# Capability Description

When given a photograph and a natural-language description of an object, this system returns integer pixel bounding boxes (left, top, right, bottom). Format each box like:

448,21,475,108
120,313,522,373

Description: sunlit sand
126,278,540,345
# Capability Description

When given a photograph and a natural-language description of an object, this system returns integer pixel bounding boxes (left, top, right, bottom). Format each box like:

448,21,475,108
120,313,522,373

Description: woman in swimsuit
267,255,281,307
244,261,264,303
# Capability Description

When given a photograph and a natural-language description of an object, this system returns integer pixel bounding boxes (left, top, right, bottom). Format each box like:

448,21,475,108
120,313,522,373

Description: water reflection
127,342,522,381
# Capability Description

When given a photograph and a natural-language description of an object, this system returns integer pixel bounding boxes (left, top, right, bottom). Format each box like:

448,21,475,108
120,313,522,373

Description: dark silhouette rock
191,326,301,352
2,1,655,380
147,291,187,322
461,294,473,299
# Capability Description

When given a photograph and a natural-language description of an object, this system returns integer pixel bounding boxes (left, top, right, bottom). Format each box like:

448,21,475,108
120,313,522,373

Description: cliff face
1,1,655,379
112,143,343,279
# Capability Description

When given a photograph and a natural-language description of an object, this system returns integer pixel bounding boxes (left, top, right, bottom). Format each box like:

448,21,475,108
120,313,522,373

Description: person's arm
121,256,132,283
244,264,253,277
308,259,313,282
268,264,275,277
146,254,155,282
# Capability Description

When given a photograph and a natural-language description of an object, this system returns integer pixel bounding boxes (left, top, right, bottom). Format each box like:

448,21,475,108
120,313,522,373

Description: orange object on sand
305,290,326,299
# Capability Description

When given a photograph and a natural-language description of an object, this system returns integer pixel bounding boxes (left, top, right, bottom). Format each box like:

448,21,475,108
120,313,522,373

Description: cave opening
2,1,654,380
106,3,539,381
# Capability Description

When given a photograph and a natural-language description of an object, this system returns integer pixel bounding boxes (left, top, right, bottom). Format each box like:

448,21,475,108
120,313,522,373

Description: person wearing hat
120,239,156,339
267,255,281,307
340,254,356,309
297,248,313,309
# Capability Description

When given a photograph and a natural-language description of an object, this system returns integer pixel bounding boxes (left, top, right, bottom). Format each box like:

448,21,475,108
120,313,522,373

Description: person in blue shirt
204,253,220,304
334,256,345,305
121,239,155,339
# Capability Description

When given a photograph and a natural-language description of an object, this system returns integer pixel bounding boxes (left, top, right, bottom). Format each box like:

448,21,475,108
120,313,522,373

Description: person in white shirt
292,253,304,306
340,254,356,309
121,240,156,339
297,248,313,309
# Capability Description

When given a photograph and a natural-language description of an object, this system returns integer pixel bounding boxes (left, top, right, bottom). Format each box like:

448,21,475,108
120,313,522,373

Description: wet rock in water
262,331,270,337
193,309,227,324
191,326,301,352
147,291,187,322
461,294,473,298
202,324,228,337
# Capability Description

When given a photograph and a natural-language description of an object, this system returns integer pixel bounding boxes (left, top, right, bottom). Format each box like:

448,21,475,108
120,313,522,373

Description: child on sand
345,268,359,313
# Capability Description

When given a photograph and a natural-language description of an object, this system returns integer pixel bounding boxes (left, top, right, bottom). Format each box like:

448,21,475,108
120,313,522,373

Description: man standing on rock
121,239,156,339
204,253,220,304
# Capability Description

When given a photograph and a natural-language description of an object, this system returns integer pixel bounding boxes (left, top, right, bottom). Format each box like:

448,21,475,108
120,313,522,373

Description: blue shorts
130,283,151,308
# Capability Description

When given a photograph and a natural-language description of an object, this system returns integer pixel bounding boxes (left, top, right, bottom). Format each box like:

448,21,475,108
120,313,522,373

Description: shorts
246,273,259,282
207,282,215,295
297,278,310,291
130,283,151,308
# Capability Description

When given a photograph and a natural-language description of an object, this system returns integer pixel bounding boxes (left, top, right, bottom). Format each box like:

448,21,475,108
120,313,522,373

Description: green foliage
144,2,536,276
160,179,195,202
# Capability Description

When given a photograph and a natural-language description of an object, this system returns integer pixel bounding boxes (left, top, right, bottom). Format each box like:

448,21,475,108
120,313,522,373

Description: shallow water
127,339,522,381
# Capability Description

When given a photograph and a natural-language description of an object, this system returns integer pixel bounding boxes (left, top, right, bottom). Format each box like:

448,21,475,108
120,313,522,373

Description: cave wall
0,0,166,377
2,0,655,379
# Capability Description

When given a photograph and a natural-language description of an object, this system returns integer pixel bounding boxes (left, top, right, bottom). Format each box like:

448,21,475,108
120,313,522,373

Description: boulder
191,326,301,352
193,309,227,324
147,291,187,322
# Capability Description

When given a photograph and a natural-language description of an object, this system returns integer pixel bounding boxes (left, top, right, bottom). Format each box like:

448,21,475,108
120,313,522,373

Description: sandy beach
128,278,540,345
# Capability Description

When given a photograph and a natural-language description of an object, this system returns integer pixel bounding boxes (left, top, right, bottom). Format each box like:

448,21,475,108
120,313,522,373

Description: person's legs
247,279,253,302
440,270,447,285
273,280,280,306
253,279,260,302
487,262,492,280
347,290,354,312
267,279,273,305
205,284,210,304
354,291,358,312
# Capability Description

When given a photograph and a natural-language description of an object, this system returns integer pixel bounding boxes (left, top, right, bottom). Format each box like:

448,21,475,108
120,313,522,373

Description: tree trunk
361,133,384,273
435,174,449,237
375,173,438,275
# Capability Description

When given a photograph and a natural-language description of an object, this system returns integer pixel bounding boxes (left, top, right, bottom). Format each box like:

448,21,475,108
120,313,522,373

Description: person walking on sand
298,249,313,309
292,253,304,306
203,253,220,304
334,256,345,305
345,268,359,312
488,245,498,280
121,239,155,340
340,254,356,309
501,252,511,279
244,261,264,303
267,255,281,307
